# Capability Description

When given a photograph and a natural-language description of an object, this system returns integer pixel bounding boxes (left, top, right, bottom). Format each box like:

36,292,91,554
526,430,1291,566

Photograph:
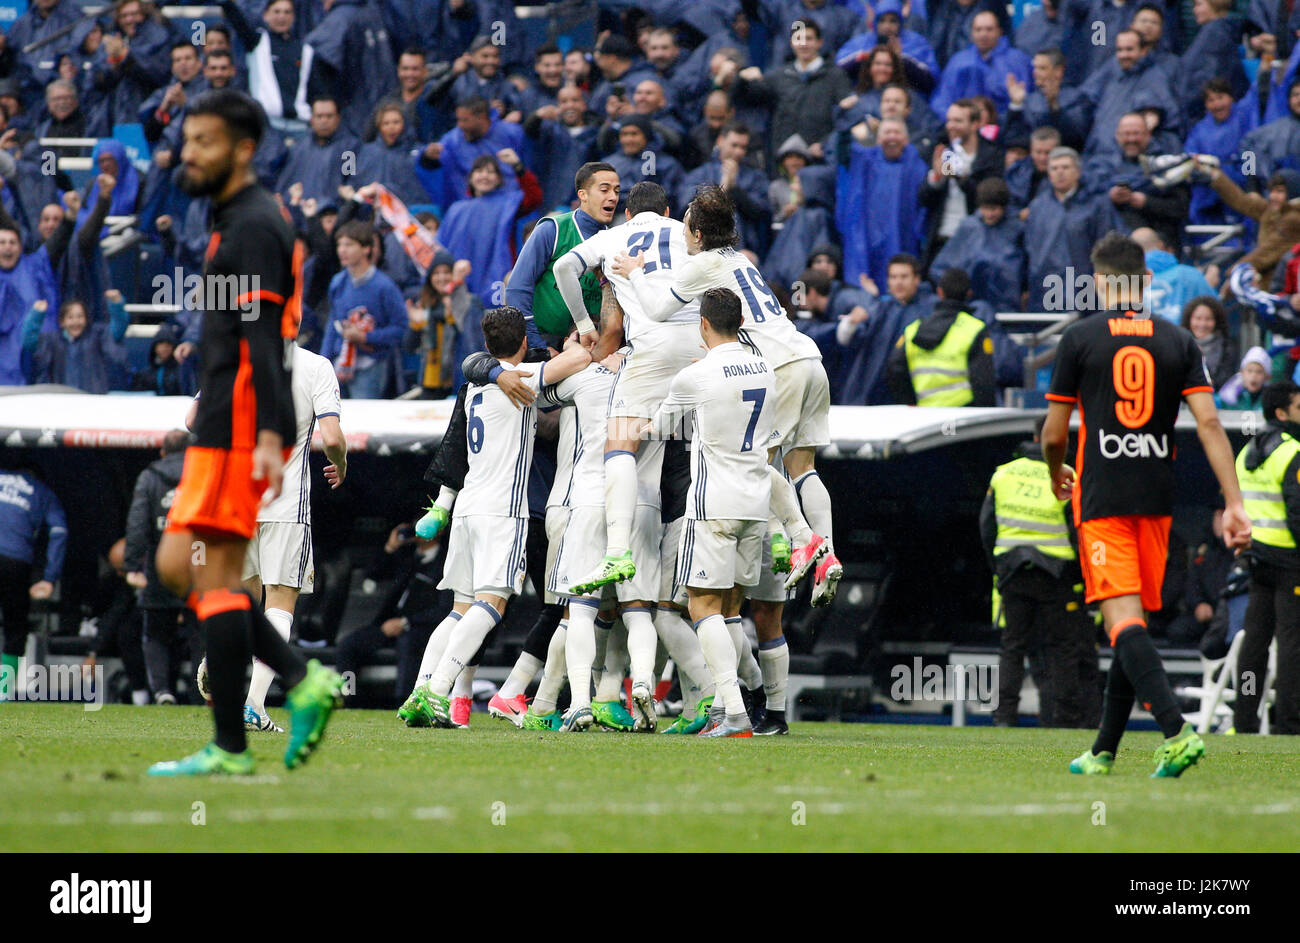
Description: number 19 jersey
1046,313,1213,523
672,246,820,369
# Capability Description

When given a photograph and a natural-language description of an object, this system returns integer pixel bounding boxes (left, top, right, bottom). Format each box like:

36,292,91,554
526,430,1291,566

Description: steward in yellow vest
886,270,996,407
980,432,1100,728
1232,381,1300,734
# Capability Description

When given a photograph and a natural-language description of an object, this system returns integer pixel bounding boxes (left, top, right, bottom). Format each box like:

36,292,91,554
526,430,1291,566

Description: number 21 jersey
1046,313,1213,523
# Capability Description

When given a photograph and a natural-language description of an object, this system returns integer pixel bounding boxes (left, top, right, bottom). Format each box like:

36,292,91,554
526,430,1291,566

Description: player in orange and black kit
1041,232,1252,778
148,89,342,777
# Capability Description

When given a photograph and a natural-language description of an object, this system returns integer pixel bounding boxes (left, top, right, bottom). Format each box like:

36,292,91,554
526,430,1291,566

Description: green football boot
770,533,792,574
521,708,563,731
415,503,450,540
284,659,343,770
570,551,636,595
1152,723,1206,778
1068,749,1114,775
591,699,635,731
398,684,435,727
147,742,255,777
659,714,695,734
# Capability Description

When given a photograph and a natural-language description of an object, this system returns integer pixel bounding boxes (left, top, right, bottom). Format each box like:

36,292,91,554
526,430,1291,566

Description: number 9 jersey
1046,312,1214,524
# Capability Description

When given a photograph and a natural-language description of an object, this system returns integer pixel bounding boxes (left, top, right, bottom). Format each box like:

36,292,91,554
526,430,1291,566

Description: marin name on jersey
721,361,769,379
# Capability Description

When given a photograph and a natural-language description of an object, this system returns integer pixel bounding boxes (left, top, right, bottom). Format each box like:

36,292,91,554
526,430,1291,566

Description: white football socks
794,471,834,547
595,619,628,702
566,603,598,711
603,450,638,555
416,610,461,688
697,614,745,718
499,651,543,700
623,606,657,689
767,465,814,545
431,602,501,696
759,636,790,711
654,604,714,711
434,485,457,513
451,664,476,700
247,607,293,712
726,616,763,690
532,623,568,715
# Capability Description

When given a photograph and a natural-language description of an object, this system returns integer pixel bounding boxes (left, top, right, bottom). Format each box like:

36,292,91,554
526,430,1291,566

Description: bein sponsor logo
890,658,998,711
1098,428,1170,459
50,874,151,924
0,663,104,710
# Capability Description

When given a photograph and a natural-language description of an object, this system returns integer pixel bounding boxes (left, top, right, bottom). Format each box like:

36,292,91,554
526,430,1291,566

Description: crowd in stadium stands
0,0,1297,409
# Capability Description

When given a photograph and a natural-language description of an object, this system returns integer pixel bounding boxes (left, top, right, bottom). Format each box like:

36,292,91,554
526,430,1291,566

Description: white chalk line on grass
6,797,1300,828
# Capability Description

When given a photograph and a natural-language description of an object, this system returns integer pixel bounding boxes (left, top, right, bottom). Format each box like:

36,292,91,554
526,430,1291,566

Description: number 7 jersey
1046,312,1213,524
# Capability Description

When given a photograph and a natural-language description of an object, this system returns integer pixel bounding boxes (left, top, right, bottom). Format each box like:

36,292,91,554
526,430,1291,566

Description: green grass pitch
3,704,1299,852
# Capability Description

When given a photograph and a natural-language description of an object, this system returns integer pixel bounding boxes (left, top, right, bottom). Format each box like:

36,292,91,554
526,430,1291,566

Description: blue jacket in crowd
0,469,67,582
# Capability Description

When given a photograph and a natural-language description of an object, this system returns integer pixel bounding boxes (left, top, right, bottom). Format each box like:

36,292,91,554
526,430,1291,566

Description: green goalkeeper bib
532,211,602,338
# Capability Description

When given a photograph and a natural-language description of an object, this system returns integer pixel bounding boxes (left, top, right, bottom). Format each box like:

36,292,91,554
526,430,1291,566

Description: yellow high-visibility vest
902,310,986,407
989,457,1075,561
1236,434,1300,549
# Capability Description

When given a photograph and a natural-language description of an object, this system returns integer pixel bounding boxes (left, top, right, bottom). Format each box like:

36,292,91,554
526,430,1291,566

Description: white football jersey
456,361,547,518
650,341,774,522
540,361,617,509
260,345,341,524
562,212,700,344
671,247,820,368
546,405,577,511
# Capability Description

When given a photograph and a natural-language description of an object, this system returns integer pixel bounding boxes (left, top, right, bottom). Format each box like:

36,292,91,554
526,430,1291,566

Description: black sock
1092,658,1134,756
245,591,306,689
196,590,253,754
1114,623,1184,738
521,604,564,660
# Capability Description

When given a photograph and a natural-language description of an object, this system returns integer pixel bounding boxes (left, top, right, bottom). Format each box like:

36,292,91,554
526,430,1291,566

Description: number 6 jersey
456,362,548,519
1046,312,1213,523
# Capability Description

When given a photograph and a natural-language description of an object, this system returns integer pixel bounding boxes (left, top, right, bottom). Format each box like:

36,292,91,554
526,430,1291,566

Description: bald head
1129,227,1164,252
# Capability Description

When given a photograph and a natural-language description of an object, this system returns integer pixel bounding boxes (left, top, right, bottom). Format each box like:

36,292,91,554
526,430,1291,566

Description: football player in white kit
554,181,705,729
649,287,774,737
403,307,595,728
191,344,348,731
610,184,842,609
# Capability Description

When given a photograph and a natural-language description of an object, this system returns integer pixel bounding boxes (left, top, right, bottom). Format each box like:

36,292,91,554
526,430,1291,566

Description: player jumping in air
150,89,342,776
1041,232,1251,778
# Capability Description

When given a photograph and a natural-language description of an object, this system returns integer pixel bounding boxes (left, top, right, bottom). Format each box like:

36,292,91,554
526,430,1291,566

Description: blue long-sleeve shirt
320,265,407,363
0,470,67,582
505,207,605,349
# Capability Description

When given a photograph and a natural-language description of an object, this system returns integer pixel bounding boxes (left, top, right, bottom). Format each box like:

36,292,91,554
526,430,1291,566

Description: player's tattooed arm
591,281,625,362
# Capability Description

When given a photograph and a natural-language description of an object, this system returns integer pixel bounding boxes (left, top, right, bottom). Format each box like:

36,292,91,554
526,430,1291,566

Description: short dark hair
171,39,198,57
887,253,922,277
456,97,491,118
719,120,750,139
534,42,561,61
1263,380,1300,422
699,287,742,336
1134,2,1164,20
185,88,265,146
335,220,374,247
399,47,426,61
975,177,1010,208
685,184,737,250
162,428,190,454
1033,48,1065,70
937,268,970,301
57,298,87,321
309,95,339,113
626,180,667,216
470,153,501,175
575,161,617,193
482,306,527,357
205,48,234,64
1202,77,1233,100
791,17,821,39
1090,231,1145,278
798,268,832,297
